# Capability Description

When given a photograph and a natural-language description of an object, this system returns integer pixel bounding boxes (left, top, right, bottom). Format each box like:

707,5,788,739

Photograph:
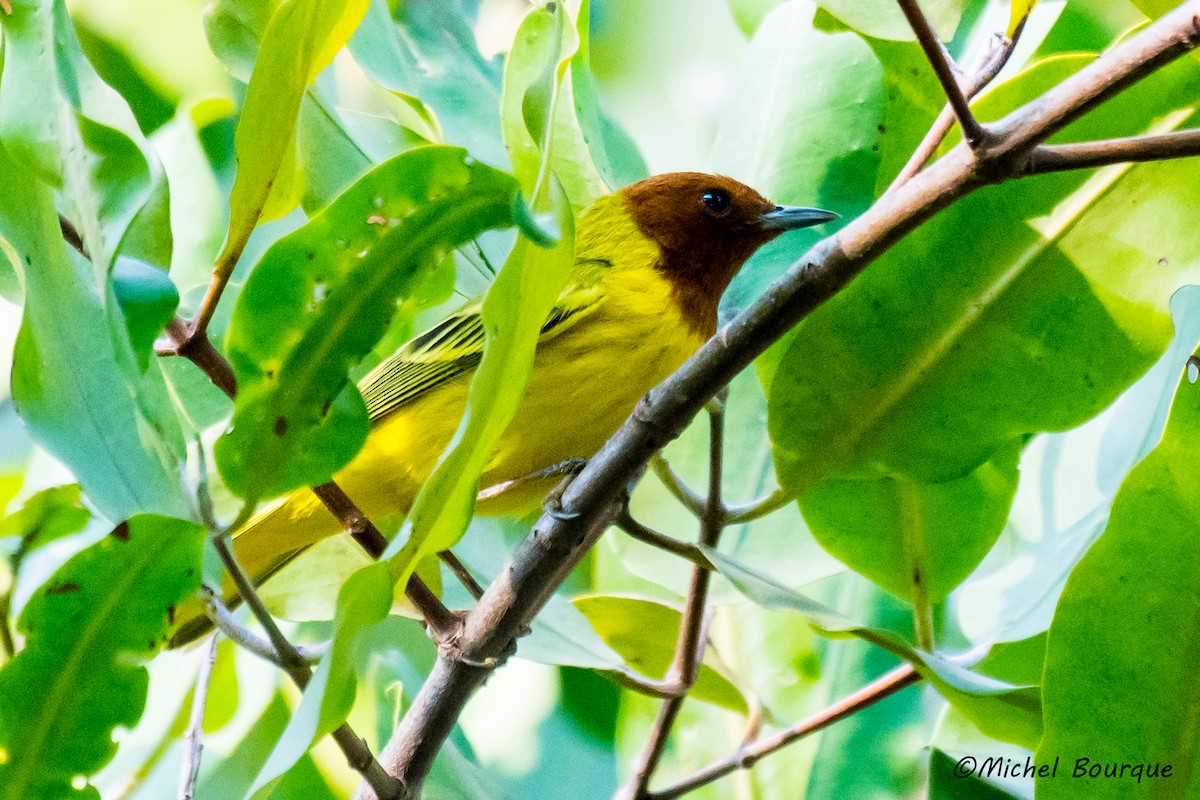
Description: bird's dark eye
701,189,731,215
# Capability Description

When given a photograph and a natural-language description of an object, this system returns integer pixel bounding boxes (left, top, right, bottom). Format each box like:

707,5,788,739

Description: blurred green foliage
0,0,1198,799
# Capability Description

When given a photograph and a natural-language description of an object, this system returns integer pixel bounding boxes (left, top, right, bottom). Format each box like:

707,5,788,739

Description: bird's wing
360,266,608,423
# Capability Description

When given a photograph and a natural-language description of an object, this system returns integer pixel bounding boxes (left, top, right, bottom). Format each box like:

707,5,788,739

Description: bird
169,172,835,646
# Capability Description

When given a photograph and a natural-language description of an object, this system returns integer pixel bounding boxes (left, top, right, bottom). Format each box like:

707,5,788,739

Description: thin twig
649,455,707,517
617,401,727,800
161,319,238,400
1025,128,1200,173
614,509,712,570
885,23,1024,195
202,587,327,665
309,482,460,639
359,9,1200,796
896,0,987,147
177,636,218,800
647,665,921,800
721,487,796,525
439,550,485,601
210,530,402,799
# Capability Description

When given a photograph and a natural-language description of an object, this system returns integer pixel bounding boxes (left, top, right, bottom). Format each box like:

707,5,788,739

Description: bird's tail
168,488,338,648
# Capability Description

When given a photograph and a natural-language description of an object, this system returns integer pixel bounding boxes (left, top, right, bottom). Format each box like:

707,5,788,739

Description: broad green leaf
1129,0,1175,20
763,53,1200,494
707,549,1043,748
73,22,177,136
386,189,574,584
349,0,506,167
547,3,611,209
111,257,180,371
0,515,204,800
217,146,542,502
568,0,648,190
929,748,1030,799
866,37,945,195
202,0,282,82
218,0,370,265
712,0,883,311
0,143,189,520
817,0,964,41
501,2,568,195
0,0,156,276
250,562,391,795
801,441,1021,603
574,594,750,714
0,486,90,554
1036,373,1200,800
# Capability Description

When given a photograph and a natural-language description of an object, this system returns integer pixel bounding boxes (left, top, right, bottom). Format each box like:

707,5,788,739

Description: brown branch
309,482,460,639
617,402,728,800
646,665,921,800
357,9,1200,798
161,319,238,400
896,0,987,147
438,550,485,601
1024,128,1200,173
885,23,1024,195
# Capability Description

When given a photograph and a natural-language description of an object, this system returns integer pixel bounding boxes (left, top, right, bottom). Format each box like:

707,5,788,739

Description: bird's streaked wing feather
360,271,607,423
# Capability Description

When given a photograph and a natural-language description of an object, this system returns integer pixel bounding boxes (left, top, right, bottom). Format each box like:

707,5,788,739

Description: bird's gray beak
759,205,839,230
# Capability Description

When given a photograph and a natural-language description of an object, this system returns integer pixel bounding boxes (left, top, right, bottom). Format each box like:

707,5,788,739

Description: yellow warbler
170,173,834,646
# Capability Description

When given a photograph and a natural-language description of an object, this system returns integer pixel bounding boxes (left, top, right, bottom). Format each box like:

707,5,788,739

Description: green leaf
111,257,180,371
0,486,90,553
501,2,608,209
929,748,1030,799
349,0,506,167
706,549,1043,748
216,146,538,503
866,36,945,195
218,0,370,264
0,0,150,268
0,515,204,800
762,53,1200,495
573,594,750,714
0,143,189,520
1128,0,1174,20
382,23,577,583
817,0,964,41
250,562,391,795
567,0,648,189
801,441,1021,603
1036,372,1200,799
711,0,884,310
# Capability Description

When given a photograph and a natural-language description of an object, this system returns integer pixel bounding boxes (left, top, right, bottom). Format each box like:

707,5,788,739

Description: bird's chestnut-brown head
619,172,835,336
